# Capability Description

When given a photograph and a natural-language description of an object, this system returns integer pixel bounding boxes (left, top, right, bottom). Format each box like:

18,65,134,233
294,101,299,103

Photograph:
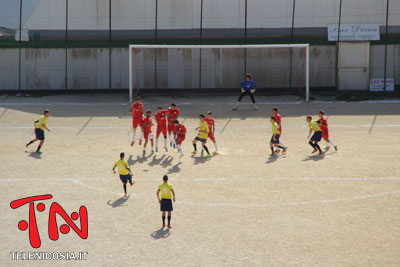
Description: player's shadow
107,195,130,208
302,154,325,161
128,154,151,165
148,154,166,166
265,154,286,164
192,155,210,165
265,155,278,164
160,156,174,168
28,152,42,159
151,228,170,240
167,162,182,174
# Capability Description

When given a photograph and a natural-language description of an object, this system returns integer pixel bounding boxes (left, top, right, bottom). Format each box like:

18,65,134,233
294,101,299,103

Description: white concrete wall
23,0,66,30
202,0,245,29
294,0,339,27
67,48,109,89
370,45,395,80
68,0,109,30
21,49,65,90
111,0,155,30
0,49,19,90
20,0,400,30
1,45,399,90
340,0,386,25
158,0,201,30
247,0,292,28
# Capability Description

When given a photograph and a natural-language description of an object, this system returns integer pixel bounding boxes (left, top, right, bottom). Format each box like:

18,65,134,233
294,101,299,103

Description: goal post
129,44,310,103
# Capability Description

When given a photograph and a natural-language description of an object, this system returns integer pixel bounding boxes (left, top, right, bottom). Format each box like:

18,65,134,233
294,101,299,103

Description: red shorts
132,118,144,128
144,132,153,140
156,125,167,137
168,122,175,133
175,135,185,145
322,130,329,139
208,132,215,142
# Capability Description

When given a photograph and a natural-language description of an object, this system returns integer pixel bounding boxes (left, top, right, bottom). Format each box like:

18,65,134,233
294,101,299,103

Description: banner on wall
370,78,394,92
328,24,380,41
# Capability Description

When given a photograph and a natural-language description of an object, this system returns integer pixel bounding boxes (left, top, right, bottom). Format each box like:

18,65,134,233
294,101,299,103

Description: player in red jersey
204,111,218,152
155,106,169,153
167,103,180,148
271,107,286,153
129,97,144,147
173,120,186,157
318,110,337,151
143,110,154,154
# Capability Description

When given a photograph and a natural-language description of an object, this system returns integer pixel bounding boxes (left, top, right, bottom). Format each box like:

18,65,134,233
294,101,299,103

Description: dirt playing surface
0,94,399,266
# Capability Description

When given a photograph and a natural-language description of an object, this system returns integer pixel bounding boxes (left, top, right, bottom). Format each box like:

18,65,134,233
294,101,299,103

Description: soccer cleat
142,150,146,155
167,224,172,229
164,146,168,152
130,141,134,146
191,150,197,154
282,148,287,154
312,149,318,153
269,152,275,156
334,145,338,151
170,141,173,147
275,149,281,154
179,153,184,158
319,151,325,155
163,224,166,228
206,154,211,158
173,143,176,149
156,147,158,152
130,181,135,187
151,149,154,153
325,146,330,151
232,106,238,111
139,139,142,145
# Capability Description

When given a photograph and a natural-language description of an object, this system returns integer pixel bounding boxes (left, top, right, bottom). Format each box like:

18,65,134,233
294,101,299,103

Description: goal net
129,44,309,102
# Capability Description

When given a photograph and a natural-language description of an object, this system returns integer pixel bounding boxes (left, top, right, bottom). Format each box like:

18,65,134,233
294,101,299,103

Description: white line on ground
1,177,399,183
1,100,400,106
179,190,399,208
1,177,398,207
195,177,400,181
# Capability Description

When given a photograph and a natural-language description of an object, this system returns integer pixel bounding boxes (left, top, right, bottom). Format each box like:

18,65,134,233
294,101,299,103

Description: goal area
129,44,310,102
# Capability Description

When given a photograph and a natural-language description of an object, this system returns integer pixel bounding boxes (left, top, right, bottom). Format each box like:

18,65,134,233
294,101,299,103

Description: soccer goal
129,44,310,103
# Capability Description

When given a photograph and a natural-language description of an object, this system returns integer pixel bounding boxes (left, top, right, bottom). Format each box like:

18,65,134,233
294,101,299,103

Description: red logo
10,194,88,248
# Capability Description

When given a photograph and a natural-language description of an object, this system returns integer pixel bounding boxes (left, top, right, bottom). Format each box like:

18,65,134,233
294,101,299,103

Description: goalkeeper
233,74,258,111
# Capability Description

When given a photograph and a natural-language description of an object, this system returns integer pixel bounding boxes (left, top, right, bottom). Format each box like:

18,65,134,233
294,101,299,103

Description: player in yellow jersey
156,175,175,228
269,116,287,156
306,116,324,155
112,152,135,197
26,109,51,153
192,114,211,158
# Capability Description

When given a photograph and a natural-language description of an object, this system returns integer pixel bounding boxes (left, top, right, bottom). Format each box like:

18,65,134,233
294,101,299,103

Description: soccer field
0,94,399,266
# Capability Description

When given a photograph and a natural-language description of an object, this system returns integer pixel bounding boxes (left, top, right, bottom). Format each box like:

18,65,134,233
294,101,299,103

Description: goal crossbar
129,44,310,102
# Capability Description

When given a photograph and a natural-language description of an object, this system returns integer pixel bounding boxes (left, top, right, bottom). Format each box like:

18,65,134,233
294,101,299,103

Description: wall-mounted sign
328,24,380,41
370,78,394,92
